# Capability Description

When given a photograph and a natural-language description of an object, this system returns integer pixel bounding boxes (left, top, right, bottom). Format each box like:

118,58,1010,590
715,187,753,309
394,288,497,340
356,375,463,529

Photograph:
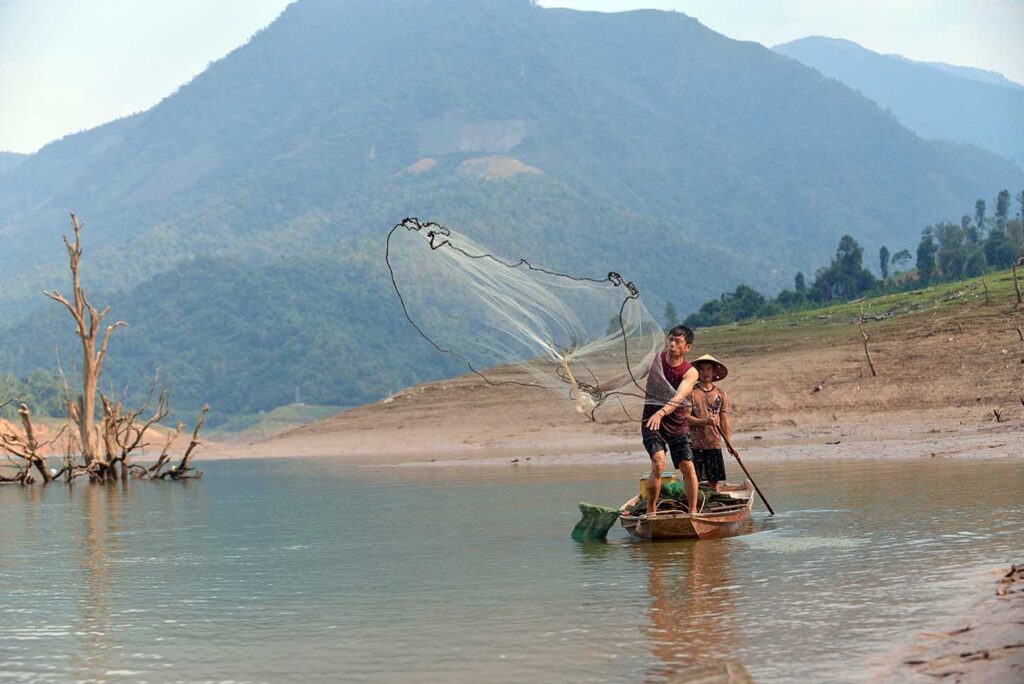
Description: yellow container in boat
639,471,678,499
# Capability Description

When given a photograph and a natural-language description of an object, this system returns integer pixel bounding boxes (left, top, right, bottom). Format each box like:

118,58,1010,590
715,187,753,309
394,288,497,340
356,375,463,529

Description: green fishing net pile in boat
627,482,739,515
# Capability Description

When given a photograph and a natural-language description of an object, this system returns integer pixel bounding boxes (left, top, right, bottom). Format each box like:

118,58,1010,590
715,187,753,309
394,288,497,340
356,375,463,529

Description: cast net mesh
386,218,682,422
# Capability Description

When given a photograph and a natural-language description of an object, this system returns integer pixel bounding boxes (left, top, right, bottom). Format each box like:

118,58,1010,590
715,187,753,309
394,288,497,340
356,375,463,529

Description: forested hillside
2,0,1022,422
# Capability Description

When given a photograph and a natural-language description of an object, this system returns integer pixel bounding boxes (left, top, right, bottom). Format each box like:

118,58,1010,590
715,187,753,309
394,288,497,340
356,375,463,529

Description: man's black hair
667,324,694,344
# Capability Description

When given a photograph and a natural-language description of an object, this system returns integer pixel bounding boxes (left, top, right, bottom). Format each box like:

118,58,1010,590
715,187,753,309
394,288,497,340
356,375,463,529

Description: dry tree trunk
43,214,125,471
1014,262,1023,310
982,273,991,306
858,306,878,377
18,404,53,483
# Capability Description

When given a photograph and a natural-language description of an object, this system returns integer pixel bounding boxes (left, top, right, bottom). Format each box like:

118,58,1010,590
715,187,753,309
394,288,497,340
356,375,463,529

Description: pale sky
1,0,1022,154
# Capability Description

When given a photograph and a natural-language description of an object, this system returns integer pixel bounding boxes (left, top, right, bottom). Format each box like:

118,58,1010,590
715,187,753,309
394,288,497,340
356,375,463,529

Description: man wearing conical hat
688,354,732,492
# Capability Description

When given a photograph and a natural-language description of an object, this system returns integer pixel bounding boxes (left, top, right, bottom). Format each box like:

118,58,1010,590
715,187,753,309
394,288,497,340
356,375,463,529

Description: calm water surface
1,457,1022,683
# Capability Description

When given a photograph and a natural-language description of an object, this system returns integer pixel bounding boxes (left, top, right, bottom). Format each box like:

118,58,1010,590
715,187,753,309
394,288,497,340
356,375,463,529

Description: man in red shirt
642,325,700,515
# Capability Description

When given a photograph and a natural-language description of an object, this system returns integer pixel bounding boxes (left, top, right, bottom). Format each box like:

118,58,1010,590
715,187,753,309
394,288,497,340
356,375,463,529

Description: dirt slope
216,272,1024,464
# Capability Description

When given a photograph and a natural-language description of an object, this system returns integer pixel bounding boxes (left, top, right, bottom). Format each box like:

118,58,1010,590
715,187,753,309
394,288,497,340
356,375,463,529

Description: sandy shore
876,563,1024,682
205,411,1023,468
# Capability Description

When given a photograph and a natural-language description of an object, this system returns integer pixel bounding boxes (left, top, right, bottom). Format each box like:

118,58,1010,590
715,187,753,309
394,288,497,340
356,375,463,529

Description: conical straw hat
691,354,728,381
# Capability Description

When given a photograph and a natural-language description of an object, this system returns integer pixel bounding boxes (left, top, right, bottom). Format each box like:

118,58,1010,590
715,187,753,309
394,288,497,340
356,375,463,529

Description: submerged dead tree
0,213,207,485
43,214,124,474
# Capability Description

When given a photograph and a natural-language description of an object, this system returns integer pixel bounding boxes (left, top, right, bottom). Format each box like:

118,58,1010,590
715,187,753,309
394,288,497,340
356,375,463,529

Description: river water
1,456,1021,683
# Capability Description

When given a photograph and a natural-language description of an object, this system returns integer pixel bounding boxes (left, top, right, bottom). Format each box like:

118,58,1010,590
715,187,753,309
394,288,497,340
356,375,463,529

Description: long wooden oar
716,426,775,516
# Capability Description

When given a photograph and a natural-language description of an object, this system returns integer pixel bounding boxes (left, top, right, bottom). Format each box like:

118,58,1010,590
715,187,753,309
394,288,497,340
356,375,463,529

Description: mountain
922,61,1024,92
774,36,1024,168
1,0,1022,420
0,152,28,176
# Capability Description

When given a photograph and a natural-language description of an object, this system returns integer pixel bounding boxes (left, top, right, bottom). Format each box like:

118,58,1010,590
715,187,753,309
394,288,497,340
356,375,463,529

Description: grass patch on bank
695,267,1022,352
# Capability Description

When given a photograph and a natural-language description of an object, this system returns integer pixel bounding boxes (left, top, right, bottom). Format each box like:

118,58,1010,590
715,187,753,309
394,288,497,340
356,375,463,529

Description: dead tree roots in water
0,400,207,485
0,402,62,484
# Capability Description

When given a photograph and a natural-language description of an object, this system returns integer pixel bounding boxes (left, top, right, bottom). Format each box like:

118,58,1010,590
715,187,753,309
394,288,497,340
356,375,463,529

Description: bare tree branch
858,306,878,377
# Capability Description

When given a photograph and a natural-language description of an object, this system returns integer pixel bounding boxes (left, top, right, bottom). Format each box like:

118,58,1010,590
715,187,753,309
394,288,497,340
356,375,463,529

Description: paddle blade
571,502,620,541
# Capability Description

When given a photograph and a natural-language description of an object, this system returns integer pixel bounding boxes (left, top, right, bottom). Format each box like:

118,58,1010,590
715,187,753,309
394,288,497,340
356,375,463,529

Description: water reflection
632,539,744,683
68,481,131,680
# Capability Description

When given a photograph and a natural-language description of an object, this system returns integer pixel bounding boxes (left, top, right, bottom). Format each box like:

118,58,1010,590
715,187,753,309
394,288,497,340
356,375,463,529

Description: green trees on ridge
686,189,1024,328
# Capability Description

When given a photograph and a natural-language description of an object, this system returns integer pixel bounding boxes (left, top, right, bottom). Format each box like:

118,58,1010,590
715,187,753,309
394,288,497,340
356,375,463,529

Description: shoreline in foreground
204,410,1024,467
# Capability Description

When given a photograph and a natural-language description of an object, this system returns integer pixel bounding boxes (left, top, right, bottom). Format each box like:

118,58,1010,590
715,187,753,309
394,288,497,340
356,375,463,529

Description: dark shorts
693,448,727,483
643,432,693,469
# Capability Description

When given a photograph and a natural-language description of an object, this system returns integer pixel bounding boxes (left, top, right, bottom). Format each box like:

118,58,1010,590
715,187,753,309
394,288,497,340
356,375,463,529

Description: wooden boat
618,480,755,540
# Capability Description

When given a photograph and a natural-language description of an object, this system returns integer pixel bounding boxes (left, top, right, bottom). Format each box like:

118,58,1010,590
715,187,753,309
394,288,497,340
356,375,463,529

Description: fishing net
571,502,621,541
386,218,683,421
627,482,740,515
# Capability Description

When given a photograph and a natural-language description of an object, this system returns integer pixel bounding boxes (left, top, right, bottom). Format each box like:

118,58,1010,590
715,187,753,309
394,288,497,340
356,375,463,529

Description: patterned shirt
689,384,731,450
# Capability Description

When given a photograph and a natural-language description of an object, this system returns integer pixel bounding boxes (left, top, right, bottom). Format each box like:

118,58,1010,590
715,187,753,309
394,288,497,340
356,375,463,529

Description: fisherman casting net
386,218,687,422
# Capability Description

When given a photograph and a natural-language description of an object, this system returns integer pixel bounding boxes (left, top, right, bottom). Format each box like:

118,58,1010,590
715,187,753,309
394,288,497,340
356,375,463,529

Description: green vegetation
693,266,1023,362
686,190,1024,328
0,370,64,420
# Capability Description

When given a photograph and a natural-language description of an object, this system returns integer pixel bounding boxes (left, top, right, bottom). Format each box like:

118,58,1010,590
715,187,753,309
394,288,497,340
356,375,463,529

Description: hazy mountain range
774,36,1024,168
1,0,1021,421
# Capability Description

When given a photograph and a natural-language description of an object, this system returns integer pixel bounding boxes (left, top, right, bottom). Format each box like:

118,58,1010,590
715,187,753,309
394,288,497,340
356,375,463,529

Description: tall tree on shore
985,228,1017,268
1016,190,1024,220
663,301,679,330
995,189,1011,231
794,271,806,293
975,199,987,236
891,249,912,272
917,229,937,282
1008,218,1024,257
811,235,877,301
963,215,978,244
935,222,967,279
879,246,890,280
